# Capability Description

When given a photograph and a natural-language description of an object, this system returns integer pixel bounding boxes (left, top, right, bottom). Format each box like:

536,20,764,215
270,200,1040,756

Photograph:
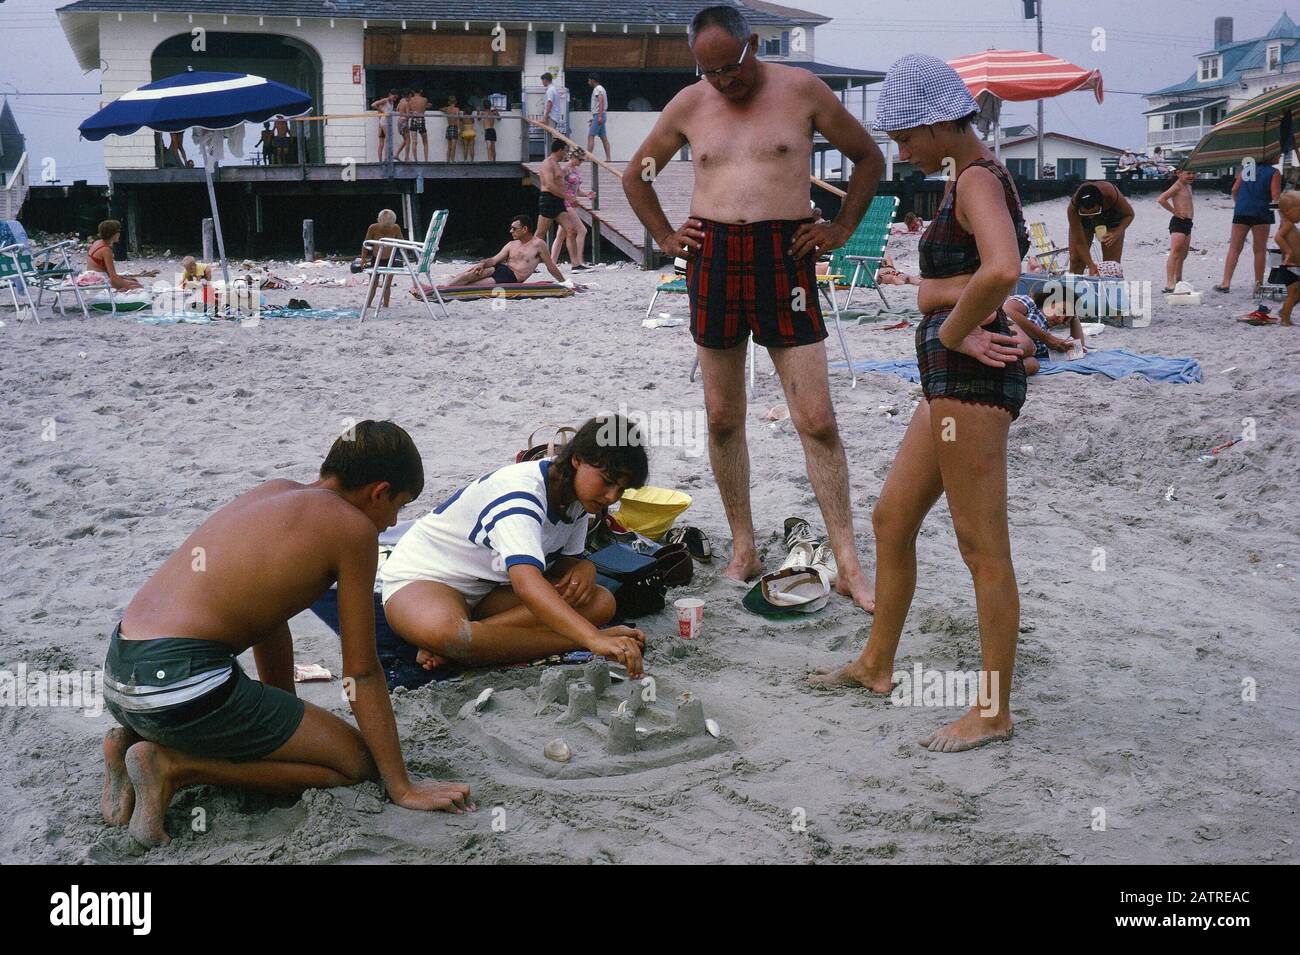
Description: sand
1,190,1297,864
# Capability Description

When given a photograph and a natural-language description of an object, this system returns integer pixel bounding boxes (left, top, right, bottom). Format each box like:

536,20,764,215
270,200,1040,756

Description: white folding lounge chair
0,240,89,323
360,209,450,321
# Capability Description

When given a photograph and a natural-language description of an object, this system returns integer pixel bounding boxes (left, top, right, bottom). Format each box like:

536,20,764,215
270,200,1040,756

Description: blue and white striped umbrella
79,71,311,141
79,72,312,306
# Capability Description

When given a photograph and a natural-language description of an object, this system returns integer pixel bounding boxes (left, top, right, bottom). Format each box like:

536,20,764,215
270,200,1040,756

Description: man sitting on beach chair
442,214,567,287
100,421,473,847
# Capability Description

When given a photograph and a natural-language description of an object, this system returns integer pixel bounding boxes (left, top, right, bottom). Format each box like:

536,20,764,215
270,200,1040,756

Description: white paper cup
675,597,705,640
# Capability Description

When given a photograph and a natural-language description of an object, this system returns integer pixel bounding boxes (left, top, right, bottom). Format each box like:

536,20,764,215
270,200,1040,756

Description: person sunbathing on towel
877,254,920,286
379,415,648,678
86,219,143,291
442,214,566,287
100,421,473,847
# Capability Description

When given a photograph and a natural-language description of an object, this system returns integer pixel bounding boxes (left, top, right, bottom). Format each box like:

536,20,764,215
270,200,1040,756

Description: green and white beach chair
824,194,899,312
0,240,89,323
360,209,450,321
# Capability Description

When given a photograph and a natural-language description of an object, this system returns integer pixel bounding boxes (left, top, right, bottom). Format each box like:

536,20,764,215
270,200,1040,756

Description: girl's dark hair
97,219,122,241
320,420,424,500
552,415,649,491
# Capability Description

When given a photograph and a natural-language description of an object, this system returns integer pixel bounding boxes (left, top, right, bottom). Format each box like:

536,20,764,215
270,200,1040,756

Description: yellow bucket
614,487,692,539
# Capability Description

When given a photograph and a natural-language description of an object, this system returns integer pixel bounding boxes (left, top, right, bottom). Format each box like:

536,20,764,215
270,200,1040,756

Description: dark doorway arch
151,32,324,163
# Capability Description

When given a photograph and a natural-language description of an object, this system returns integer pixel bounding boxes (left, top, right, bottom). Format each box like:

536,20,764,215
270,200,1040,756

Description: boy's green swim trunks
103,624,305,762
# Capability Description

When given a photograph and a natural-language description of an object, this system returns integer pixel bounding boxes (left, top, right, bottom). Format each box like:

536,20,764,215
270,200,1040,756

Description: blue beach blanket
834,350,1201,385
1033,349,1202,383
829,358,921,383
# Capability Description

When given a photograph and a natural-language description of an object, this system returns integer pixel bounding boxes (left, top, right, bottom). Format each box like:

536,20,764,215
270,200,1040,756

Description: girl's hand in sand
660,219,706,259
587,627,645,678
1049,336,1074,353
943,322,1023,368
390,779,475,814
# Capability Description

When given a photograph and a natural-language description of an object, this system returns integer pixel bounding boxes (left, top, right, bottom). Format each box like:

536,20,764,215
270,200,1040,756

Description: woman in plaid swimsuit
811,55,1027,754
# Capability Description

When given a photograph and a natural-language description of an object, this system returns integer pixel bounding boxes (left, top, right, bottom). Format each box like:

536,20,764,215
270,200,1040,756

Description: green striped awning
1184,81,1300,172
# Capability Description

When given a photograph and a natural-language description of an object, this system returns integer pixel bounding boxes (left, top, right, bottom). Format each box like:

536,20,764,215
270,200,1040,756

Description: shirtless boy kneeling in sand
100,421,472,846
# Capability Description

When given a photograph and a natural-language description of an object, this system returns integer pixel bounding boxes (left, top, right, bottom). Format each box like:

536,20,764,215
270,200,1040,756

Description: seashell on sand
544,738,572,762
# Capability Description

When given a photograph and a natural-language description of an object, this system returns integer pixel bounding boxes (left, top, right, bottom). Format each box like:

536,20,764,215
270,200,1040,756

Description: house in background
1144,13,1300,162
0,99,30,220
998,132,1124,181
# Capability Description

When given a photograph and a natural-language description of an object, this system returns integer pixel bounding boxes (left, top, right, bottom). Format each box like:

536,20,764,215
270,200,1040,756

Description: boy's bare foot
835,569,876,613
100,727,137,827
124,741,175,847
722,551,764,583
415,648,449,670
919,708,1014,753
808,659,894,693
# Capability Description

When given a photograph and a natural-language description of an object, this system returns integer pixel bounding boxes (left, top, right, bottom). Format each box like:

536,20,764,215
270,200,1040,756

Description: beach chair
825,194,899,311
0,241,89,323
1027,221,1069,274
360,209,450,321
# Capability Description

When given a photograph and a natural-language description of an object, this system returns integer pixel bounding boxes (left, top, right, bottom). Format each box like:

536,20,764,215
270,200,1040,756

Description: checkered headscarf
874,54,978,132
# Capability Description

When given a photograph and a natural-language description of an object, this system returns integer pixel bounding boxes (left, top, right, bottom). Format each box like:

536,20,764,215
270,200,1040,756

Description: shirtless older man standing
622,4,884,611
443,214,567,287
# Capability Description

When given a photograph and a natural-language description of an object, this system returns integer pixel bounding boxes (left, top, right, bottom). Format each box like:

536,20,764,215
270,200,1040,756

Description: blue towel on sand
1035,349,1202,383
829,358,921,382
309,588,459,692
833,350,1201,385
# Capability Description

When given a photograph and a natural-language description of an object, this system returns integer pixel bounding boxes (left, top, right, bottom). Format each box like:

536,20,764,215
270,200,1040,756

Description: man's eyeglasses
697,41,751,80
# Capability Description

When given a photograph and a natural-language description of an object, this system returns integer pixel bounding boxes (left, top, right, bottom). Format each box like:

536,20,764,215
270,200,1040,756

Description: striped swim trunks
686,217,827,350
916,307,1027,420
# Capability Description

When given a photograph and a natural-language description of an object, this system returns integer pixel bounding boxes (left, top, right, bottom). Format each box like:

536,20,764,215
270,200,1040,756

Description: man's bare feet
918,707,1014,753
124,741,175,847
722,551,764,583
415,648,449,670
101,727,137,827
835,569,876,613
808,659,894,693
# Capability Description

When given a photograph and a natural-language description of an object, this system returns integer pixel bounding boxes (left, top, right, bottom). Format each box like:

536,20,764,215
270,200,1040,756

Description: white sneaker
810,542,838,586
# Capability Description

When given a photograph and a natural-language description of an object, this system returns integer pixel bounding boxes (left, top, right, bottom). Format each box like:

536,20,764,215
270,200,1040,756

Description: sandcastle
452,658,725,777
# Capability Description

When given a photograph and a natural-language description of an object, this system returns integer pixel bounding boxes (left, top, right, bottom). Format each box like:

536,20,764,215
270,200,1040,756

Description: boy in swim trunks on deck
379,416,648,677
100,421,473,846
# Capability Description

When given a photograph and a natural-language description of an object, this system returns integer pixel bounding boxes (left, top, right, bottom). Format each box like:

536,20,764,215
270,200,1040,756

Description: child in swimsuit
379,416,649,676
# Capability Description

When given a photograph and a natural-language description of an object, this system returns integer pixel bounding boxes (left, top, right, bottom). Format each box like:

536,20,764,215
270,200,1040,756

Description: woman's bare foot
124,741,175,847
835,570,876,613
415,648,449,670
722,551,764,583
919,707,1014,753
808,659,894,693
100,727,137,827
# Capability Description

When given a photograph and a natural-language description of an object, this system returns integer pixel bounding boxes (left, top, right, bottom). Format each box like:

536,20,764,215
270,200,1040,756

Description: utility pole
1036,0,1045,177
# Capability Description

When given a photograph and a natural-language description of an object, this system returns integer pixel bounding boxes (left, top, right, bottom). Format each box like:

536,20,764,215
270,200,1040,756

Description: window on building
1198,56,1221,81
536,31,554,56
1006,158,1036,179
1268,43,1282,71
763,36,781,56
1058,158,1086,180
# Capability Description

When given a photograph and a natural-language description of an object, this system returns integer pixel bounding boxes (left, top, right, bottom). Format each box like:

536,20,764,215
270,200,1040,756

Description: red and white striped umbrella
947,49,1104,105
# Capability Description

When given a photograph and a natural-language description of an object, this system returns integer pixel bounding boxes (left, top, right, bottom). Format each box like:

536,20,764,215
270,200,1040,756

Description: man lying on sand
101,421,473,846
380,415,647,678
443,214,567,287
